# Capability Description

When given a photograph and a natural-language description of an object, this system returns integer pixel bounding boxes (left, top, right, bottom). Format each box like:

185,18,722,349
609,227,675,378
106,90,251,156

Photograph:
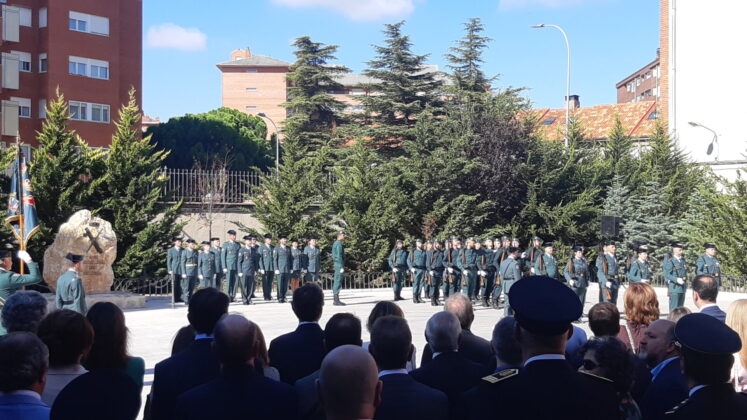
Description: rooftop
531,101,659,141
217,54,292,68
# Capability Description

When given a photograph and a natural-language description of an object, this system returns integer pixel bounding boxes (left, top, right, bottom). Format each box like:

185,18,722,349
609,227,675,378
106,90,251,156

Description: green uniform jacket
407,248,427,270
427,249,445,277
0,262,42,301
56,269,87,314
210,246,222,273
457,249,478,271
695,254,721,278
291,247,302,272
332,240,344,269
237,246,258,274
524,247,542,273
477,249,496,273
388,249,408,270
273,245,292,274
198,251,215,279
535,254,559,280
596,254,620,284
663,255,687,293
221,241,240,271
498,257,522,281
627,259,651,282
181,249,198,276
563,257,589,287
166,247,182,275
258,244,274,271
303,246,321,273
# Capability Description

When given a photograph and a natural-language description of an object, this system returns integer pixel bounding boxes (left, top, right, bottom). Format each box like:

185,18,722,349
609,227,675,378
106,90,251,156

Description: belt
186,264,197,267
414,266,426,270
61,300,74,305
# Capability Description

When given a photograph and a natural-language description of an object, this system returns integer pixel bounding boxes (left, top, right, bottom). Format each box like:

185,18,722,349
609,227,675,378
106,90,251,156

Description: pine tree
98,89,184,277
603,115,639,183
445,18,494,94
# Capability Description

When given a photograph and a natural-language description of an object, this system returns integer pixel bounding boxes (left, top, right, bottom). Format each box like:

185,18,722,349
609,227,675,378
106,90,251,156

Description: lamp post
688,121,719,161
258,113,280,180
531,23,571,147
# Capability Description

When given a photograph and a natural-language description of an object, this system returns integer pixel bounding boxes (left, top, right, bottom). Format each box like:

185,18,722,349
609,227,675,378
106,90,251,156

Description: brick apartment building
0,0,142,152
616,54,661,104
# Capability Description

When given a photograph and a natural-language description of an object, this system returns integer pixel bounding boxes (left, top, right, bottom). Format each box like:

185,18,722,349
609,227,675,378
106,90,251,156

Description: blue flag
5,154,39,246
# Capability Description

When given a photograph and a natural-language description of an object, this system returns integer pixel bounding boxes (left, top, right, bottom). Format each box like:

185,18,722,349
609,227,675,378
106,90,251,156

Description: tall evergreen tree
604,115,638,181
98,89,184,277
445,17,494,94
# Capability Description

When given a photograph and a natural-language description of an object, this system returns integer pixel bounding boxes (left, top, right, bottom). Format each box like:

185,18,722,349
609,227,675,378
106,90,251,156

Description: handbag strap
624,324,637,355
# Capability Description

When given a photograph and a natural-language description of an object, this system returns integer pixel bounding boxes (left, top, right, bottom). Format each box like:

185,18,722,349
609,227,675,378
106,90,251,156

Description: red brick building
616,55,661,104
0,0,142,151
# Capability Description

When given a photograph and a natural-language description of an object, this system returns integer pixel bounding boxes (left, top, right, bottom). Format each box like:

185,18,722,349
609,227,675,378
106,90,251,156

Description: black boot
395,292,404,301
333,294,346,306
482,298,490,308
413,296,418,304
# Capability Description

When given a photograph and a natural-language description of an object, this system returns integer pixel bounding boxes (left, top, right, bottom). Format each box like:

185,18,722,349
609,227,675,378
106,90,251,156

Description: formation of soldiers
388,236,723,313
166,230,347,306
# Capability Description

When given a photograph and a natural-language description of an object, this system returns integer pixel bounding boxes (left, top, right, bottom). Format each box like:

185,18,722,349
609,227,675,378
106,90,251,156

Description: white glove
393,268,399,273
17,250,32,263
572,280,578,288
198,275,203,280
429,271,435,276
676,278,684,285
182,274,187,279
259,269,265,274
340,268,345,274
275,270,280,275
223,268,228,273
447,267,454,274
605,281,612,288
521,252,527,259
641,279,649,283
302,270,307,274
530,267,536,274
169,271,173,275
238,273,243,277
410,268,416,273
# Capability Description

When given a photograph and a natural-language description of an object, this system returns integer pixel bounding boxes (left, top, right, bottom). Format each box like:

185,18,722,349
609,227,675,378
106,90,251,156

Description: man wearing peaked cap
695,242,721,287
180,239,199,303
197,240,215,288
457,238,479,301
210,237,223,291
534,241,559,282
167,237,183,302
221,230,241,302
56,254,87,314
258,233,275,301
597,240,621,305
666,313,747,419
664,241,688,312
408,239,428,304
388,240,408,301
563,245,590,305
237,234,259,304
524,236,543,276
462,276,619,420
0,247,41,303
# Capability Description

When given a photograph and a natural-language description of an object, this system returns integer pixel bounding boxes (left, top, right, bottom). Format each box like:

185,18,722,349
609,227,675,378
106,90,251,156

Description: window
245,69,257,73
68,56,109,79
19,7,31,27
38,99,46,119
645,71,652,79
90,64,108,79
39,8,47,27
69,17,87,32
245,87,257,92
69,11,109,36
39,53,47,72
11,97,31,118
91,104,109,122
69,101,109,123
647,110,659,120
11,51,31,72
69,59,86,76
539,117,556,126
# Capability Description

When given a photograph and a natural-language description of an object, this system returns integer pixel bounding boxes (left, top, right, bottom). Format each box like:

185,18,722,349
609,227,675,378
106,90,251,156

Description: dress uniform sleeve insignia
664,398,689,415
579,371,613,383
482,368,518,384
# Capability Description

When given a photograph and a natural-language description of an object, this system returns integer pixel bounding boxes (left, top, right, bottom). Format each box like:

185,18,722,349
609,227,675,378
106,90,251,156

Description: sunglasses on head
581,359,599,371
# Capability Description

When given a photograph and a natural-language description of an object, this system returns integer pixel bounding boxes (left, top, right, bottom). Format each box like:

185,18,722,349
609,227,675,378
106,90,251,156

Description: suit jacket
269,323,325,384
150,338,221,420
51,369,140,420
295,369,322,420
421,330,496,370
667,383,747,420
410,352,491,415
175,369,297,420
0,392,50,420
700,305,727,322
374,373,448,420
641,357,688,420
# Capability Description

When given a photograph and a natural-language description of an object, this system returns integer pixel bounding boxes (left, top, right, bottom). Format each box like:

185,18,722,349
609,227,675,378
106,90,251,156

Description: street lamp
688,121,719,161
531,23,571,147
258,113,280,180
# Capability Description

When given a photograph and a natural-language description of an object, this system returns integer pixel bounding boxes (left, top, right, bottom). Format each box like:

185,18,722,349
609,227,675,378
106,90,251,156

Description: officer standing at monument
180,239,199,303
696,243,721,286
166,237,183,302
210,237,223,291
0,249,40,302
497,247,522,315
56,253,87,314
535,241,559,281
664,241,688,311
388,240,408,301
273,235,292,303
597,240,621,304
237,235,258,305
627,247,651,283
303,237,321,284
197,241,215,288
408,239,427,304
427,240,445,306
331,231,346,306
458,238,479,301
563,245,590,306
258,234,274,301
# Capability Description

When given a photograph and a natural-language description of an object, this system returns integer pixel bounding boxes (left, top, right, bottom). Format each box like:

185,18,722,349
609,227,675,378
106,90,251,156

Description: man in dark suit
370,315,448,420
149,288,230,420
692,275,727,322
410,312,491,416
175,315,297,420
269,283,326,384
421,293,495,370
638,319,688,420
51,369,141,420
666,313,747,419
0,332,50,420
461,276,619,420
296,313,363,420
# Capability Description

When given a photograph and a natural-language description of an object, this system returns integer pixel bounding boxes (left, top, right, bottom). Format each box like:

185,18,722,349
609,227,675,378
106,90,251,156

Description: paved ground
126,284,746,418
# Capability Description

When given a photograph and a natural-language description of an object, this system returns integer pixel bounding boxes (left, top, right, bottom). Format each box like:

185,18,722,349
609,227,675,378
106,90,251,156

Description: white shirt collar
68,268,78,273
689,384,709,397
524,354,565,366
432,352,442,359
378,369,408,378
195,333,213,340
699,303,718,311
650,356,679,380
1,390,41,400
638,258,647,263
605,252,615,257
299,321,318,326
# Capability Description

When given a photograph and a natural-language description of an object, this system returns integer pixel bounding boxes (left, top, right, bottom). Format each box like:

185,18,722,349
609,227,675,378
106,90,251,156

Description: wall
174,206,265,242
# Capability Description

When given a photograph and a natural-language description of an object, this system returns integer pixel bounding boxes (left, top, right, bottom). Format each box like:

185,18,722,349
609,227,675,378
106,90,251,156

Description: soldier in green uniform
407,239,427,304
444,239,461,296
331,231,346,306
696,243,721,287
458,238,479,301
166,238,183,302
491,236,511,308
563,245,590,306
258,234,274,301
477,239,496,307
535,242,560,281
55,253,87,314
290,238,302,292
237,235,258,305
221,230,241,301
272,235,292,303
0,249,41,303
303,238,321,284
524,236,543,276
498,247,522,315
423,240,433,300
197,241,215,288
427,240,445,306
627,247,651,283
388,240,408,301
663,241,688,311
597,240,621,304
624,242,648,279
180,239,199,303
210,238,223,291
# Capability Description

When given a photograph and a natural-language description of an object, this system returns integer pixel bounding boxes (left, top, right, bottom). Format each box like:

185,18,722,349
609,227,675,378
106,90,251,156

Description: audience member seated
639,319,688,420
171,325,196,356
37,309,94,406
254,326,280,380
363,301,417,370
618,283,660,354
667,313,747,419
51,365,141,420
370,315,448,420
150,287,229,420
1,290,48,335
84,302,145,391
297,313,363,420
411,312,491,416
726,299,747,393
0,332,50,419
317,345,382,420
692,275,726,322
269,283,326,384
421,293,494,369
588,302,621,337
175,314,298,420
490,316,523,371
579,337,641,420
667,306,691,322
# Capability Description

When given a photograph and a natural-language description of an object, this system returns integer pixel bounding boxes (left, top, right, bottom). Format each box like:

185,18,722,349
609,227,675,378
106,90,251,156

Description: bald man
317,345,381,420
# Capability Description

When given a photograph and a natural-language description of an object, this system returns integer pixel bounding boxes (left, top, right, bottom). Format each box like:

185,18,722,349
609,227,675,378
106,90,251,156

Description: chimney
565,94,580,110
230,47,252,61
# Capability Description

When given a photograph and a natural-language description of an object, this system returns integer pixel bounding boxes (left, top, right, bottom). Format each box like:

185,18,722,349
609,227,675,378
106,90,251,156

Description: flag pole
15,133,25,275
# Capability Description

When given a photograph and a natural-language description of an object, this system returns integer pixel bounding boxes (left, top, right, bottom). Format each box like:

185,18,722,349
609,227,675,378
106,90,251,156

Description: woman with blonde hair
618,282,660,354
726,299,747,393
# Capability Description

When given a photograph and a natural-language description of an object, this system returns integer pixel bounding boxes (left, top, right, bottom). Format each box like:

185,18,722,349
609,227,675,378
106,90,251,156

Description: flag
5,153,39,246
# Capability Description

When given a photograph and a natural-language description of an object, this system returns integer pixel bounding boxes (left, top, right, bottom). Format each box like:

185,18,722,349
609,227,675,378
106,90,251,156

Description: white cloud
272,0,416,21
146,23,207,51
499,0,608,11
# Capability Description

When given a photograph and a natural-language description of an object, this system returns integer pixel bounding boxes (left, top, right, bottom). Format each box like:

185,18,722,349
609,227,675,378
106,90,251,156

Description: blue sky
143,0,659,120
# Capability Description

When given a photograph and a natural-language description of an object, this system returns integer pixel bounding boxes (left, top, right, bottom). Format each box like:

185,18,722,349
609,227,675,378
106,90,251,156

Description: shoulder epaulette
482,368,518,384
665,398,689,415
579,370,613,383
